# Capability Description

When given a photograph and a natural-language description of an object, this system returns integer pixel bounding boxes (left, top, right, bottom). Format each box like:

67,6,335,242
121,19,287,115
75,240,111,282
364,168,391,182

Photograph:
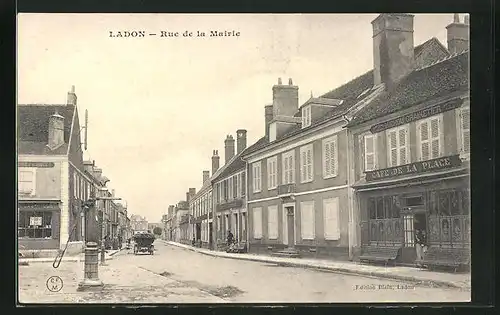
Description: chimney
212,150,220,175
93,167,102,179
203,170,210,183
264,105,274,138
272,77,299,119
67,85,77,106
224,135,235,164
47,111,65,150
188,188,196,202
236,129,247,154
186,192,190,203
372,14,415,87
446,14,469,54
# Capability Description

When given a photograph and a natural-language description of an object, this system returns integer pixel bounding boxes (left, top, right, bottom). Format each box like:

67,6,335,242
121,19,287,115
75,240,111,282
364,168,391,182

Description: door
401,213,416,263
209,222,213,247
286,206,295,248
282,207,288,245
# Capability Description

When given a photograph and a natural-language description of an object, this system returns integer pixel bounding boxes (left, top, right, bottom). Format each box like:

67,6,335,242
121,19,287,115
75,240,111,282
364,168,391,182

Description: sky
17,13,458,222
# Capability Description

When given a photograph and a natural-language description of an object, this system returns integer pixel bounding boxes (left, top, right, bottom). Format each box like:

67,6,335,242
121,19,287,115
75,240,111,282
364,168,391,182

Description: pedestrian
415,228,427,263
118,235,123,249
227,230,234,246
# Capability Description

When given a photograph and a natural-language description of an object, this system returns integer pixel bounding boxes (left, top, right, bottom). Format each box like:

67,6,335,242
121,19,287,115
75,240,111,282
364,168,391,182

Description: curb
163,241,469,290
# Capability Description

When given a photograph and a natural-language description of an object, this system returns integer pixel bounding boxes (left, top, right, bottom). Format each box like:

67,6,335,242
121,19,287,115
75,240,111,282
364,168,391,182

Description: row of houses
171,13,470,268
17,86,132,256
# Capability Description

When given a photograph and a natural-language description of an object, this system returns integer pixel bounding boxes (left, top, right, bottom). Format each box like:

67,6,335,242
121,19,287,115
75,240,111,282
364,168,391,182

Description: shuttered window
417,115,442,161
267,156,278,190
323,135,338,178
323,197,340,240
282,150,295,184
387,125,410,167
18,168,36,195
267,205,278,239
302,105,312,128
459,107,470,155
300,201,315,240
252,207,262,239
300,144,314,183
364,134,377,171
252,162,262,192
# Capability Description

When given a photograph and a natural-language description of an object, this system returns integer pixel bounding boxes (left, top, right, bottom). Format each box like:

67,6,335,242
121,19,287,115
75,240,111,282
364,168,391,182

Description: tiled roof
347,50,469,127
414,37,449,59
17,141,69,155
17,104,76,155
241,38,452,158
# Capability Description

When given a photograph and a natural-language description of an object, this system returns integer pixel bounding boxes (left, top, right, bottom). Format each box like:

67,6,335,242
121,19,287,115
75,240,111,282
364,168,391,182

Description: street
18,241,470,304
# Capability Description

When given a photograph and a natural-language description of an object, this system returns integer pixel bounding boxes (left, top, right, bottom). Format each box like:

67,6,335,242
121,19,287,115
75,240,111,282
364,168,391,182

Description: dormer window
301,105,312,128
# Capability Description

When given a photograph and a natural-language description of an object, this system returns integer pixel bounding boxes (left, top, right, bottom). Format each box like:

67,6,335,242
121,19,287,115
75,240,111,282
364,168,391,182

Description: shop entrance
400,195,426,264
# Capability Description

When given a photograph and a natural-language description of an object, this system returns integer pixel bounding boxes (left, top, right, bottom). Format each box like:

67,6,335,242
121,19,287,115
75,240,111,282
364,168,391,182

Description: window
241,172,246,196
323,136,338,178
457,106,470,156
282,150,295,184
267,156,278,190
386,125,409,167
233,175,238,198
300,144,314,183
300,201,315,240
18,211,53,239
252,207,262,239
417,115,443,161
18,167,36,195
364,134,377,171
268,205,278,239
323,197,340,240
237,173,242,198
228,177,233,200
252,162,262,192
302,105,312,128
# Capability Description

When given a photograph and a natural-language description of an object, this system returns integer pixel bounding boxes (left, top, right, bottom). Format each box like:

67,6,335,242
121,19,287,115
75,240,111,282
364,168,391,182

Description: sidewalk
163,241,470,290
18,247,125,265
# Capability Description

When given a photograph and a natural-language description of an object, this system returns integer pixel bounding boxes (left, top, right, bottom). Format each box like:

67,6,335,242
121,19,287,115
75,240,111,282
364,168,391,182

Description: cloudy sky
17,13,457,222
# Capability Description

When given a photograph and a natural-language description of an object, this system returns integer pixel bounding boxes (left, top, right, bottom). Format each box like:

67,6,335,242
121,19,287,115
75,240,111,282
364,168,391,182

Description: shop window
405,195,424,207
461,189,470,215
390,196,401,218
428,191,439,215
18,211,53,239
450,191,460,215
376,197,384,219
383,196,392,218
439,192,450,216
368,198,376,219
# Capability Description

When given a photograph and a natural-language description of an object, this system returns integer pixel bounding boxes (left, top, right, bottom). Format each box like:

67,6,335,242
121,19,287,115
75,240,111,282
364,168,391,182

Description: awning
352,167,469,192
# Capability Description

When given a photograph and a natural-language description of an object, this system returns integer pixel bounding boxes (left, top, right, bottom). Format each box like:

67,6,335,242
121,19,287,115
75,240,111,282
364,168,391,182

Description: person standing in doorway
415,228,427,263
227,230,234,247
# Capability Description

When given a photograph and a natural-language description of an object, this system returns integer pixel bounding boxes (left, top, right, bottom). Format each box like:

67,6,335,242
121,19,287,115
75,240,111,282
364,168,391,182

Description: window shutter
290,155,294,183
268,206,278,239
331,138,337,176
388,130,398,167
300,202,314,240
430,117,440,158
253,208,262,238
461,108,470,153
301,151,306,182
364,135,375,171
324,142,331,177
398,127,408,165
306,149,312,181
419,121,430,161
324,198,340,240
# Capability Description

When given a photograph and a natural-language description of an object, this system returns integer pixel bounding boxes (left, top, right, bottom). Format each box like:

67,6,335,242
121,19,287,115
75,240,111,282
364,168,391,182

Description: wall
17,158,62,200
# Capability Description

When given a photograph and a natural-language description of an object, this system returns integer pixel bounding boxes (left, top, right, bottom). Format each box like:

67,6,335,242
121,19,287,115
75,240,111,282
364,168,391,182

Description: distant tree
153,227,162,236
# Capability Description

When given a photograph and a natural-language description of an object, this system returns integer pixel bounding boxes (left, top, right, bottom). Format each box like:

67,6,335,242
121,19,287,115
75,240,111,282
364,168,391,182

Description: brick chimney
188,188,196,202
372,14,415,87
212,150,220,175
264,105,273,138
47,110,65,150
446,14,469,54
236,129,247,154
93,167,102,179
186,192,190,203
272,77,299,119
203,170,210,183
224,135,235,164
67,85,77,106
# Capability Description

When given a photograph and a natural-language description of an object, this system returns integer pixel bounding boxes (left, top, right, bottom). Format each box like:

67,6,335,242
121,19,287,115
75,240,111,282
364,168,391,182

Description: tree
153,227,163,236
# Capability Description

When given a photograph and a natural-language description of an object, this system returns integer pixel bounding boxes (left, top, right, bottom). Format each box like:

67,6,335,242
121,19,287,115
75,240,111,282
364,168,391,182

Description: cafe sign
370,99,463,134
365,155,462,182
18,162,55,168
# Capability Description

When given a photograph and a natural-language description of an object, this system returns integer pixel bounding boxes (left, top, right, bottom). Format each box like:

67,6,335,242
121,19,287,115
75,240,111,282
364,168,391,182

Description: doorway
208,222,213,248
285,206,295,249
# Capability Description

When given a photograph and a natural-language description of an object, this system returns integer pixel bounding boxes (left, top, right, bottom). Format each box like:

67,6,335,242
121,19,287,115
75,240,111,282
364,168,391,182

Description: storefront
354,155,470,268
18,201,61,250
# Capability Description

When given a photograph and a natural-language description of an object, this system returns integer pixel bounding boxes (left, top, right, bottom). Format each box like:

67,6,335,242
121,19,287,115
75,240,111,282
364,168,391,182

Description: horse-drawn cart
132,232,155,255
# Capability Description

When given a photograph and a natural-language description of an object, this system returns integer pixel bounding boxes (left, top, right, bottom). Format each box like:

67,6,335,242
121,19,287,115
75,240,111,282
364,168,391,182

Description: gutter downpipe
343,115,355,261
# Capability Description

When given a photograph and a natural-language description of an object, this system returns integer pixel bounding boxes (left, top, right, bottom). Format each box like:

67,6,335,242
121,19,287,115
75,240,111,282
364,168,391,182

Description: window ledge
300,179,313,184
267,187,277,191
323,174,338,180
459,153,470,161
301,236,315,240
268,237,278,240
253,190,262,193
324,236,340,241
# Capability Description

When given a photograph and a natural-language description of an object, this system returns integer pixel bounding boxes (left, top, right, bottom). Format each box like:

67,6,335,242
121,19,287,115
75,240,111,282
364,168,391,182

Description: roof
17,104,76,155
347,50,469,127
241,38,453,158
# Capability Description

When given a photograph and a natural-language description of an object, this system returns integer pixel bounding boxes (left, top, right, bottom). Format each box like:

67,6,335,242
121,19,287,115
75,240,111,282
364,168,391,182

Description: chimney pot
224,134,235,164
446,13,469,54
288,78,293,85
236,129,247,154
278,77,282,85
212,148,220,175
264,105,274,138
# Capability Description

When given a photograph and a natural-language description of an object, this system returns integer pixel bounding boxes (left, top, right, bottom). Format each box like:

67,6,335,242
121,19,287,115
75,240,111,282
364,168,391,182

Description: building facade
212,130,249,248
347,14,470,267
130,215,149,233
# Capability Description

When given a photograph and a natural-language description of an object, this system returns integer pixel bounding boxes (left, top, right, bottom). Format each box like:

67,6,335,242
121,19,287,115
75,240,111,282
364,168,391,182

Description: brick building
241,14,459,260
347,14,470,268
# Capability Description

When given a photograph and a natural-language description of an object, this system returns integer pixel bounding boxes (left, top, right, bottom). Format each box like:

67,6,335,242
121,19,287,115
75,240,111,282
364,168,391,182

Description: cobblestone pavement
18,240,470,304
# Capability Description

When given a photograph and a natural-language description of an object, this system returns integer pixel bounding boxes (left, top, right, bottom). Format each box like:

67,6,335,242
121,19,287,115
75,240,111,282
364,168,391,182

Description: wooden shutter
300,201,314,240
306,148,313,181
283,155,289,184
398,127,408,165
430,117,441,158
331,137,337,176
324,141,331,177
268,206,278,239
418,121,430,161
387,130,398,167
323,198,340,240
241,172,246,196
364,135,375,171
253,207,262,238
289,154,295,183
301,151,307,182
461,108,470,153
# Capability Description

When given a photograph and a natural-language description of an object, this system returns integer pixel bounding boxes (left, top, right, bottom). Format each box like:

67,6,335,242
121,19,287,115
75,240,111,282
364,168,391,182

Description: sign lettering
370,99,463,134
365,155,462,181
18,203,60,210
18,162,55,168
30,216,42,226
